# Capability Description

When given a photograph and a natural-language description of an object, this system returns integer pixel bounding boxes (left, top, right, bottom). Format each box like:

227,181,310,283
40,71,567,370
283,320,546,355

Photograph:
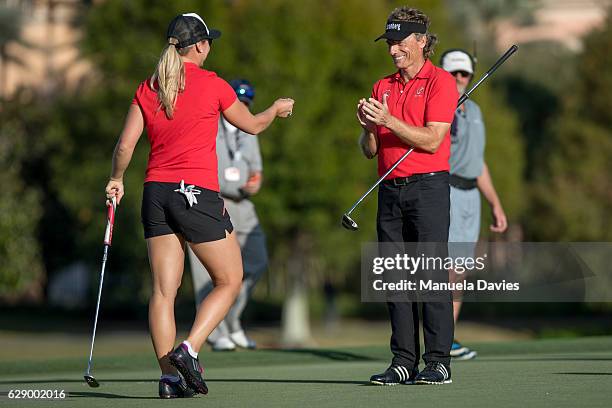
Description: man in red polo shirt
358,6,458,385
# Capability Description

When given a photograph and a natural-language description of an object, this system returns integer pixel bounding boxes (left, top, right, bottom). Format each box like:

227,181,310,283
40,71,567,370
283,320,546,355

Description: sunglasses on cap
451,71,471,78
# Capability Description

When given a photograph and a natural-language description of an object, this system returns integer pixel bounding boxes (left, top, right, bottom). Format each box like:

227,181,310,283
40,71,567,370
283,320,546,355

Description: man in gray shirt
441,50,508,359
187,79,268,351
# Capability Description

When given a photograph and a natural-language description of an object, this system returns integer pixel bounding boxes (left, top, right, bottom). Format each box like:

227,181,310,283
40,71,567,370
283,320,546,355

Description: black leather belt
385,171,448,187
449,174,477,190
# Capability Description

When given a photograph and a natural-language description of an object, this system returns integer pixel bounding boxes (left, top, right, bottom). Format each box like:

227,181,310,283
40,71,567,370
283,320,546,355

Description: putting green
1,336,611,407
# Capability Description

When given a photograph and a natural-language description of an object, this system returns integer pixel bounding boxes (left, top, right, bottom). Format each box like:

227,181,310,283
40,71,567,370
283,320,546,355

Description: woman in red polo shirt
104,13,293,398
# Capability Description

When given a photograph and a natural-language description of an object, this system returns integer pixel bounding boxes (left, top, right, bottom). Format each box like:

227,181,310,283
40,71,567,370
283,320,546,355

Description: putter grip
103,197,116,246
486,44,518,75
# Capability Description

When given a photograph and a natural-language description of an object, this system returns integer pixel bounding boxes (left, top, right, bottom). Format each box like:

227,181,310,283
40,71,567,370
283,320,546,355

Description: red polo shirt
132,62,237,192
372,59,458,178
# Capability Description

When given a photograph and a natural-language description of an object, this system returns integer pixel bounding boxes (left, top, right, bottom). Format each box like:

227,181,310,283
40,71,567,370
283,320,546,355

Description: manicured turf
1,336,611,407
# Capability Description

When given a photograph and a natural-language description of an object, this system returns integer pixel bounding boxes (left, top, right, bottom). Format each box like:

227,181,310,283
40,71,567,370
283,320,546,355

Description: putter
84,196,117,387
342,45,518,230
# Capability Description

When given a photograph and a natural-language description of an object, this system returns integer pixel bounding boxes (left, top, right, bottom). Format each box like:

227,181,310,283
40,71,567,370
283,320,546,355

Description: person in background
188,79,268,352
440,49,508,360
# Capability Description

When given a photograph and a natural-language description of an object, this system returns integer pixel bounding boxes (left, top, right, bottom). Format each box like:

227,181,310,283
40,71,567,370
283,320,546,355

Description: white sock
160,374,180,382
182,340,198,358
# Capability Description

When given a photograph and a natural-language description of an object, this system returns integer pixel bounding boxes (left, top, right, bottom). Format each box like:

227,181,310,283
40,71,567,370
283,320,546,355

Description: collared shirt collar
391,59,434,83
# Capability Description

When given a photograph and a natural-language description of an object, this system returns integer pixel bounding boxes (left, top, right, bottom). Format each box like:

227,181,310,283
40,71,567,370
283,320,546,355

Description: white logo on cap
386,23,401,31
182,12,209,35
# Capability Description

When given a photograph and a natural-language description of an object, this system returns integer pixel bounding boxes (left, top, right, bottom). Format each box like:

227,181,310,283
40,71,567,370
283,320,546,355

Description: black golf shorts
141,181,233,243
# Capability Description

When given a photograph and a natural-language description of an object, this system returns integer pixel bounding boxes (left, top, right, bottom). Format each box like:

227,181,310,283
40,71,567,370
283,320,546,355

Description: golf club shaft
347,148,414,216
345,45,518,218
86,197,115,375
459,44,518,106
86,244,109,373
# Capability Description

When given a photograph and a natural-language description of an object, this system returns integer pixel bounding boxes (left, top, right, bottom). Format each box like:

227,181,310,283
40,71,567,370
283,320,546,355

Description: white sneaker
230,330,256,349
209,336,236,351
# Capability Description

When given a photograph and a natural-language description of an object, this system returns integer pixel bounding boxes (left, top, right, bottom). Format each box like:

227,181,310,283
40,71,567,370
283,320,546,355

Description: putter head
84,374,100,388
341,214,359,231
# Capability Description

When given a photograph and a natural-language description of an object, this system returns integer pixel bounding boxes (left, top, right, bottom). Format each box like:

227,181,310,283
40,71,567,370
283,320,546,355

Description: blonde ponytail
150,38,187,119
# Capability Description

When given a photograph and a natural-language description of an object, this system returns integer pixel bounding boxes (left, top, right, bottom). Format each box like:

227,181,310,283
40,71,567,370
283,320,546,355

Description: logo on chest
414,86,425,97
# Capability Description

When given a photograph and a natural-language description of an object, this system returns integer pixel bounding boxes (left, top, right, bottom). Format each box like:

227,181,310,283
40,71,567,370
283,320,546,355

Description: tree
0,96,45,301
527,10,612,241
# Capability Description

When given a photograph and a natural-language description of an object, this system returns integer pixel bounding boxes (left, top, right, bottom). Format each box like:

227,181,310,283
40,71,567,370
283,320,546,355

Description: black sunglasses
451,71,471,78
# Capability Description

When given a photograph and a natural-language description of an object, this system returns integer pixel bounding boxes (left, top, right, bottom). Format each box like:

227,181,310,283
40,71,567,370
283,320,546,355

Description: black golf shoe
169,344,209,394
158,377,195,399
370,365,418,385
415,361,452,384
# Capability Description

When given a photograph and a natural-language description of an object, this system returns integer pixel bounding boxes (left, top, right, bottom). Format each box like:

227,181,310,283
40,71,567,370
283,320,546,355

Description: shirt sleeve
371,82,378,99
130,81,148,125
131,81,146,106
371,81,381,134
218,78,238,111
424,72,459,124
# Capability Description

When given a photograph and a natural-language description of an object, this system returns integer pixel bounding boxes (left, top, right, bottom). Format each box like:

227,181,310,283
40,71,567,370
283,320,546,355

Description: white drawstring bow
174,180,201,207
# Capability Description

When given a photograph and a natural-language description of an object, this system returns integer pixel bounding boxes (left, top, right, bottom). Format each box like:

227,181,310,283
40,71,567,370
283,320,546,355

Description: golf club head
84,374,100,388
341,214,359,231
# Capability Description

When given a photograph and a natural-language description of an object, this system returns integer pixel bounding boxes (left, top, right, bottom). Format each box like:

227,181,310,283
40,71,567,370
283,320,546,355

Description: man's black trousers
376,172,454,368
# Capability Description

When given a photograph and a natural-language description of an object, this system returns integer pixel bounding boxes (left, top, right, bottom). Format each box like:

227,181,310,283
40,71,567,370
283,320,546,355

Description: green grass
1,336,611,407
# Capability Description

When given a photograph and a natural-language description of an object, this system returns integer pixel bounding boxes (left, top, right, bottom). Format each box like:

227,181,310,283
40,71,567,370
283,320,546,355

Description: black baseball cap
375,20,427,42
166,13,221,49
